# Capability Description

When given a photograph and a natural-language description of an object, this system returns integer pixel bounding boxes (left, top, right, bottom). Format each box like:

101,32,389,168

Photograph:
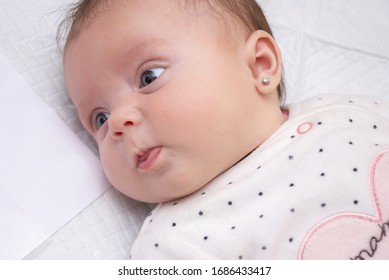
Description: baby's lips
138,149,152,163
137,146,162,170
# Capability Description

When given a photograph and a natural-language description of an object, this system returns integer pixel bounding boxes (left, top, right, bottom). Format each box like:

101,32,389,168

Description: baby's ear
244,30,282,95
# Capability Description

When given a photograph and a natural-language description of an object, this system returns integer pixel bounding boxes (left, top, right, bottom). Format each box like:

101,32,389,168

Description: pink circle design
297,122,314,134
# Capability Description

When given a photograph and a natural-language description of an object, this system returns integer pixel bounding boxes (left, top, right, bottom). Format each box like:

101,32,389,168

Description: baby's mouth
137,147,162,170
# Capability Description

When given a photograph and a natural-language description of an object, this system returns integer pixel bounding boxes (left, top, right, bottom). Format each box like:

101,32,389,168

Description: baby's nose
108,107,142,139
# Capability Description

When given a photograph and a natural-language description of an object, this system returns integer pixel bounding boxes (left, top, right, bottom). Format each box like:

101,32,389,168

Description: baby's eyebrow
123,38,170,60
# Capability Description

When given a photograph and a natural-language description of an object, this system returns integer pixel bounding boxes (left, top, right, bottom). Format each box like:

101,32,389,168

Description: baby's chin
111,159,229,203
139,188,200,204
135,181,209,203
111,182,192,204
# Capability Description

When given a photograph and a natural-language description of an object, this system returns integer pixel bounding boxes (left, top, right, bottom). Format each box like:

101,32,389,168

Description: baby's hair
57,0,285,102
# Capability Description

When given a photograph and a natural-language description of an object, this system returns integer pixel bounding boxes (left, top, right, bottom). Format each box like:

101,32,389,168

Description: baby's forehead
66,0,243,48
81,0,214,23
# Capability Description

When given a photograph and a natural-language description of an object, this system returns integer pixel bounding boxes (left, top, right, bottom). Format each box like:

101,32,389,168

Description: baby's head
62,0,285,203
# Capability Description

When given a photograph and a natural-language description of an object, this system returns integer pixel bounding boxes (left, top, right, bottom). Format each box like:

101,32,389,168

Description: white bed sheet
0,0,388,259
261,0,389,103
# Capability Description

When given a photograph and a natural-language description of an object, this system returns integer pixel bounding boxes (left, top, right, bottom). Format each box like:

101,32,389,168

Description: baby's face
64,0,280,202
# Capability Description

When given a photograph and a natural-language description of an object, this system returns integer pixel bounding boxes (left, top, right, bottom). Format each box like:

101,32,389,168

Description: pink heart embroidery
299,149,389,259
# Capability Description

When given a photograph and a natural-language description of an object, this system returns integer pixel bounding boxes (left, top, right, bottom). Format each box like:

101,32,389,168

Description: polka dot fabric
130,95,389,259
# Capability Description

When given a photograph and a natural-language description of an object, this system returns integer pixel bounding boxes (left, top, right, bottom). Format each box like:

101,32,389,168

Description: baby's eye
94,112,110,130
140,68,164,88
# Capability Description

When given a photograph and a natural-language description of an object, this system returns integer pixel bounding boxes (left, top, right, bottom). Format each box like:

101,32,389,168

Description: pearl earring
262,76,270,85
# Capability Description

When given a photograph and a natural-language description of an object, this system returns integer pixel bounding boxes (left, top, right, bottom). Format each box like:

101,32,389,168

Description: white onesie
130,94,389,259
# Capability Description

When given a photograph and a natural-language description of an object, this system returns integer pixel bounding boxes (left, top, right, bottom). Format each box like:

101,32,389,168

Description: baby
61,0,389,259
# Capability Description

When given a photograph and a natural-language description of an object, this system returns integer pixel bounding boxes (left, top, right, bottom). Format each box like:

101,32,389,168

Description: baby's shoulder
287,94,389,121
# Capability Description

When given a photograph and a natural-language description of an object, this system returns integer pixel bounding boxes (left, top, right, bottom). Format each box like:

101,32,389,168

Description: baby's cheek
100,147,127,187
